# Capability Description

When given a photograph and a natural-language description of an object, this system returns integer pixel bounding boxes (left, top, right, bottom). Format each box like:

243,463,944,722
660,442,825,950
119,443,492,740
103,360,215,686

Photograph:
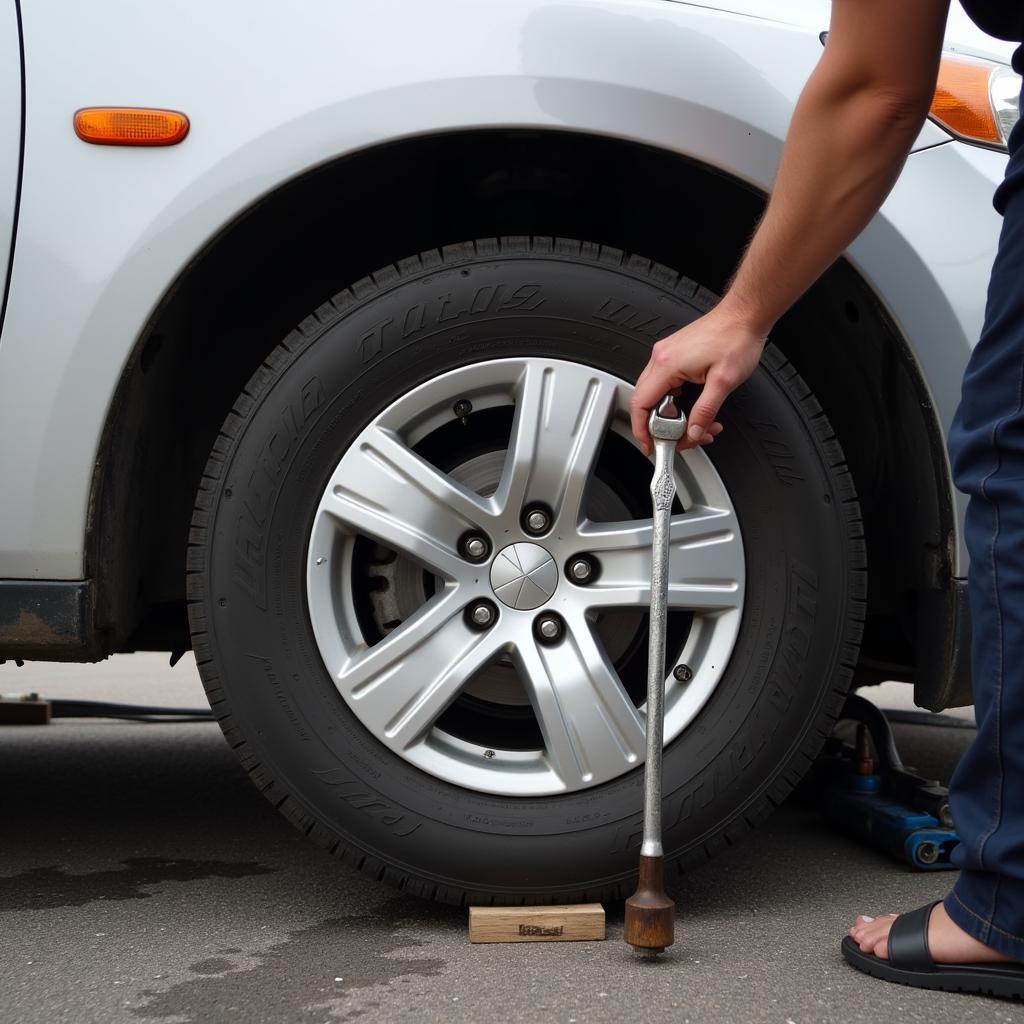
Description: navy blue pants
944,72,1024,960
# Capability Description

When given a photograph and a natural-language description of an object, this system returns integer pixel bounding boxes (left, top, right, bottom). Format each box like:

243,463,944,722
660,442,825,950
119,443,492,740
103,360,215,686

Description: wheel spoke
514,616,644,790
337,592,501,751
579,506,743,611
325,424,495,578
495,361,618,527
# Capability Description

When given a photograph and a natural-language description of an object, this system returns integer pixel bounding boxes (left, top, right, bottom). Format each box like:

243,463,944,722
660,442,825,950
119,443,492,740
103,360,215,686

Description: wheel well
89,128,950,680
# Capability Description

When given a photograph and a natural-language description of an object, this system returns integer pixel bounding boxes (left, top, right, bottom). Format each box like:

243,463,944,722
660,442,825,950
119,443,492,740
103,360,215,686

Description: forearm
630,0,950,452
721,60,935,336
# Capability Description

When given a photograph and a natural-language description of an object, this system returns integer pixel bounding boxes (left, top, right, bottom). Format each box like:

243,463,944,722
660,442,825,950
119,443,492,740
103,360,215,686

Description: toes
848,912,899,956
856,918,895,953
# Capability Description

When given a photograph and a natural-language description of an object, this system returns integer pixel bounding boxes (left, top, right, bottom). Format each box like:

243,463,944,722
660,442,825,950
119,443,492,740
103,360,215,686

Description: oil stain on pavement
0,857,276,911
132,904,448,1023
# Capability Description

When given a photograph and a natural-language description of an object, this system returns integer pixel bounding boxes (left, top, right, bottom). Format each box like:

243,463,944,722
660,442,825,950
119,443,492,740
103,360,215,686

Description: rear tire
187,237,866,905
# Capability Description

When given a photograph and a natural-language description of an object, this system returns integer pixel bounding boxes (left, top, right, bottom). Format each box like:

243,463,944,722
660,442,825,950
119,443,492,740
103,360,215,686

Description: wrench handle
641,437,675,857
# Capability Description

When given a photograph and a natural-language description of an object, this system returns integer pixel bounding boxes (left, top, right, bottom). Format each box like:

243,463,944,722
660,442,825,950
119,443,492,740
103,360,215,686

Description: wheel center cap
490,543,559,610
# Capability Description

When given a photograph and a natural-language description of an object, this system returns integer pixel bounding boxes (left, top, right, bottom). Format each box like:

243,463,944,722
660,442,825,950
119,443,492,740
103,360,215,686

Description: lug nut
472,605,494,627
673,664,693,683
524,508,550,535
468,601,498,630
461,533,490,562
535,613,564,644
569,557,594,583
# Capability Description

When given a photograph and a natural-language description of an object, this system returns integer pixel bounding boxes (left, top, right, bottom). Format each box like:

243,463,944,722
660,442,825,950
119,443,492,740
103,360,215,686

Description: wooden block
0,697,51,725
468,904,605,943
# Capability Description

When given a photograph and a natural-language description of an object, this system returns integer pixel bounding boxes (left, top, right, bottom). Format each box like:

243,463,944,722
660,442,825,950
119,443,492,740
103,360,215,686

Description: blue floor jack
812,693,961,870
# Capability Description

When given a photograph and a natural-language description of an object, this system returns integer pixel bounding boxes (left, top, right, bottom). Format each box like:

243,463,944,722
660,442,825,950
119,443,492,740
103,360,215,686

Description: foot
849,902,1019,964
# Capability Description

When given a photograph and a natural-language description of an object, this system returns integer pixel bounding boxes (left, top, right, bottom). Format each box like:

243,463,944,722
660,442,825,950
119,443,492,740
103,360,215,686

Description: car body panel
0,1,21,330
0,0,1008,580
673,0,1018,62
666,0,826,30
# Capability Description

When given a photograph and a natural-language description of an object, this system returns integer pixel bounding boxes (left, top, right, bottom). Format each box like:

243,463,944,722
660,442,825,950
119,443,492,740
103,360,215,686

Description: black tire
187,237,866,905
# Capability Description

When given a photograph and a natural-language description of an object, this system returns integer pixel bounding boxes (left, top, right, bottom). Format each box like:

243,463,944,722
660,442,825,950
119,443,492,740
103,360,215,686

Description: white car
0,1,1018,904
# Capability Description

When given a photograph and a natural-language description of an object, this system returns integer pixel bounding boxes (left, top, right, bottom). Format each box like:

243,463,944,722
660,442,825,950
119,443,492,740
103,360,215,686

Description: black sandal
841,902,1024,1000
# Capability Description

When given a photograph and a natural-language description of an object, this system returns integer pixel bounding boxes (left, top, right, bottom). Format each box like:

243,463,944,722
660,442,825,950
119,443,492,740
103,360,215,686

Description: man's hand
630,305,767,455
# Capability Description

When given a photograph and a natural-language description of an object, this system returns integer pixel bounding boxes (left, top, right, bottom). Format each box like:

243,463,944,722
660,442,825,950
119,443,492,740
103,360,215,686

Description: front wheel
188,237,866,904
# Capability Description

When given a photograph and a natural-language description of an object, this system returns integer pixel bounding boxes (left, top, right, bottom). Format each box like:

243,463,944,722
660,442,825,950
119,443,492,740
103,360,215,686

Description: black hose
48,698,214,723
842,693,905,772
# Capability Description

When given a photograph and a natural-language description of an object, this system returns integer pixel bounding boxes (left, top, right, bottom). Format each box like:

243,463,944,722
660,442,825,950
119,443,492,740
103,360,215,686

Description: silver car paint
0,2,19,315
677,0,1017,62
0,0,1008,578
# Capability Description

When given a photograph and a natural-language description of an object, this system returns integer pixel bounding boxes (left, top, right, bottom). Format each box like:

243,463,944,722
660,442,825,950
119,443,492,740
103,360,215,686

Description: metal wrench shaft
624,394,685,957
641,402,681,856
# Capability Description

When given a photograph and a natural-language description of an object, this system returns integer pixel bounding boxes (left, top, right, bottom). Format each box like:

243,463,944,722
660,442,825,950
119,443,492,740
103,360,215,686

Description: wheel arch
85,128,958,704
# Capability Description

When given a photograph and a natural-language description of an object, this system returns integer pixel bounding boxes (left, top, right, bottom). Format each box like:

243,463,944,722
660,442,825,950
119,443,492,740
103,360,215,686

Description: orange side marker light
74,108,189,147
930,57,1003,147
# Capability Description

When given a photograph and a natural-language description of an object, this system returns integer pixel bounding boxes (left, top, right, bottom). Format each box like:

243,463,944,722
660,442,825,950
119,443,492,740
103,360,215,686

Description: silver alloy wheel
306,358,745,796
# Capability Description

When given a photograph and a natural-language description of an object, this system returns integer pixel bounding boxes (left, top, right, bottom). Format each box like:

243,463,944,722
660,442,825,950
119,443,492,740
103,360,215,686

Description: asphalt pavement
0,655,1019,1024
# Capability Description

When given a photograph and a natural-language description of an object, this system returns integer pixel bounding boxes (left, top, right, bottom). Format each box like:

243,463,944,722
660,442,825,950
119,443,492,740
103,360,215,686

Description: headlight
930,54,1021,150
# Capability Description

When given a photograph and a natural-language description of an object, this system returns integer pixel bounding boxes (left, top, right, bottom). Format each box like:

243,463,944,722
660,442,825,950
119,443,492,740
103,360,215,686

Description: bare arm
630,0,950,453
